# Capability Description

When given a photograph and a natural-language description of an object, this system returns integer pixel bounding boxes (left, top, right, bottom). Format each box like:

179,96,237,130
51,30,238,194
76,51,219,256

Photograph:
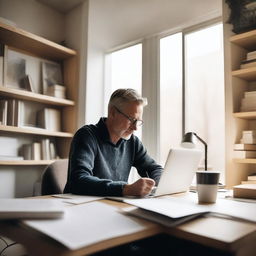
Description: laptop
151,148,202,197
108,148,202,201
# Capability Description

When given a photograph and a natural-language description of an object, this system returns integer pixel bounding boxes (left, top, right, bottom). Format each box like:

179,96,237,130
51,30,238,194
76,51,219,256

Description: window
104,43,142,138
105,44,142,182
159,33,183,165
184,24,225,178
160,23,225,181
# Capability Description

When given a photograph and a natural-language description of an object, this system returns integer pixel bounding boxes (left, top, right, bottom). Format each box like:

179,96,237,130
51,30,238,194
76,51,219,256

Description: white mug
196,171,220,204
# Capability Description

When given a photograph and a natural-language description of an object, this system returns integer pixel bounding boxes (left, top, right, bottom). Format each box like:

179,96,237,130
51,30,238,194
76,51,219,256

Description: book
242,180,256,184
248,173,256,181
20,74,35,92
243,130,256,135
46,84,66,99
14,100,24,127
41,138,50,160
37,108,61,131
49,142,57,159
241,60,256,69
0,199,64,219
240,138,256,144
245,91,256,97
7,99,15,126
0,99,7,125
234,144,256,150
31,142,41,160
233,184,256,199
21,144,32,160
233,150,256,158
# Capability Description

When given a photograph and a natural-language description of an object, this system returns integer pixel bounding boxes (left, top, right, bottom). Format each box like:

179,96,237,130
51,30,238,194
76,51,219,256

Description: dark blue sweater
64,118,163,196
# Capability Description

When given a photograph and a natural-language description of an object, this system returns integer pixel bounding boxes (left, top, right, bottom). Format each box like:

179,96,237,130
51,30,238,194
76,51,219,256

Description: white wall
85,0,222,159
0,0,64,43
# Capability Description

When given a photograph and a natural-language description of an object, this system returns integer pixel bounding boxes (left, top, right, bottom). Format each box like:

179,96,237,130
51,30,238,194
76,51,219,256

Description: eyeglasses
114,106,143,127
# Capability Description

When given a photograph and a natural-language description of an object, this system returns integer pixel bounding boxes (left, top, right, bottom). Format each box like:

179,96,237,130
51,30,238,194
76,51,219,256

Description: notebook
0,199,65,219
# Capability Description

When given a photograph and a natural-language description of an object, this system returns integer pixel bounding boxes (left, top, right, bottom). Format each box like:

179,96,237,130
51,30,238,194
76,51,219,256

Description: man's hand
123,178,155,197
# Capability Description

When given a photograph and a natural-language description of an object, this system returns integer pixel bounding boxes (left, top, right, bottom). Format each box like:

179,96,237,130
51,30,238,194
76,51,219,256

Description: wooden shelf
233,158,256,164
0,160,55,166
0,125,73,137
232,67,256,81
0,22,76,60
233,112,256,119
0,86,75,106
230,29,256,50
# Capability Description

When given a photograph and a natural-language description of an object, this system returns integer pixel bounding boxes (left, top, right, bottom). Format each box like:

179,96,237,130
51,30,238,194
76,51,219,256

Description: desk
0,196,255,256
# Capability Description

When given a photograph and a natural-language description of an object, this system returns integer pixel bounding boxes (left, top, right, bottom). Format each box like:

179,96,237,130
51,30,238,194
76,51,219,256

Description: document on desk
124,197,207,219
23,201,150,250
51,193,103,205
124,196,256,225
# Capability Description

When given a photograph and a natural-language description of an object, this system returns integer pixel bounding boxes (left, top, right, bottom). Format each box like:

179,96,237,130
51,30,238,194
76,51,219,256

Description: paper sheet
124,197,208,219
125,195,256,224
24,201,149,250
51,193,103,205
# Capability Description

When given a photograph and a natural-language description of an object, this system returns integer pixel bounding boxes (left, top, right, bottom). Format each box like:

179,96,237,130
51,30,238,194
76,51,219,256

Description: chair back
41,159,68,195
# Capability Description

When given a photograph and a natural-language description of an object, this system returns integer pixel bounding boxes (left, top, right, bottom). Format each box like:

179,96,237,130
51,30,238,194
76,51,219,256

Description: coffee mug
196,171,220,204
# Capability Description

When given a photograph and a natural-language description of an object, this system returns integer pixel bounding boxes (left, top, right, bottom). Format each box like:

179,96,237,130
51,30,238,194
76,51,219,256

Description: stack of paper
0,199,65,219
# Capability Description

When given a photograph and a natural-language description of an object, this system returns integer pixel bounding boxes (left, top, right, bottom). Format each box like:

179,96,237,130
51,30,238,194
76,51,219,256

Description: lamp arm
193,133,208,171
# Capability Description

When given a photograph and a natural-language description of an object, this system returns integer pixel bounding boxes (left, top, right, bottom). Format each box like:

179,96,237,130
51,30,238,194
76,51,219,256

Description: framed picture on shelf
4,46,26,89
42,61,63,94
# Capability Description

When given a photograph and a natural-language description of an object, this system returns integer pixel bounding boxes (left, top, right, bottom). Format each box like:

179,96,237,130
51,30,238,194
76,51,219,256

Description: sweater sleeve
65,127,126,196
133,136,163,184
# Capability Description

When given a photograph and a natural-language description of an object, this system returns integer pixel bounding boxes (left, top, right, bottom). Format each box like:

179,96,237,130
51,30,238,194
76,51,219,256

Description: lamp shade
181,132,196,148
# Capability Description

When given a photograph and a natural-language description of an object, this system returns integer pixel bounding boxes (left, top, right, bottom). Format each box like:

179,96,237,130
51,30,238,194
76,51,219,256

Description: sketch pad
0,199,65,219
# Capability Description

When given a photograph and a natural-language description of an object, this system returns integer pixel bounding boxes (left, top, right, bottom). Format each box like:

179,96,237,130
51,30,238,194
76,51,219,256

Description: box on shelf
46,84,66,99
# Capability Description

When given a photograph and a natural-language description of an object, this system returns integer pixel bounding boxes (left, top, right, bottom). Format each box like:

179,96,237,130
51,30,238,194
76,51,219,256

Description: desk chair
41,159,68,195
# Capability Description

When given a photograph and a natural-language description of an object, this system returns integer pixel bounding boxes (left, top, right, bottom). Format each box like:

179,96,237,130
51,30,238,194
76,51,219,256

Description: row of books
20,139,58,160
0,99,24,126
0,99,61,132
240,90,256,112
233,173,256,199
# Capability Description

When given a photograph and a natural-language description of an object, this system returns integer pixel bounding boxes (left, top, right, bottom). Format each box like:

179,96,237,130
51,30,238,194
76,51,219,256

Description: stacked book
233,141,256,158
240,90,256,112
240,130,256,144
233,173,256,199
242,173,256,184
21,139,58,160
240,50,256,69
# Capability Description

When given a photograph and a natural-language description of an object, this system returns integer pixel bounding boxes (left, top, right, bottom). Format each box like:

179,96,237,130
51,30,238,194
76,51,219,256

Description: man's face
111,102,143,141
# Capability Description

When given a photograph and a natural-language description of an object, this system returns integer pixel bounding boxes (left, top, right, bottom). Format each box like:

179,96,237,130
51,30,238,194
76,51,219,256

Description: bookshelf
229,29,256,187
0,22,78,165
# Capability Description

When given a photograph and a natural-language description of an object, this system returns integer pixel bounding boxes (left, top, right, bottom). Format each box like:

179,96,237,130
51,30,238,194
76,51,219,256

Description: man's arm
132,136,163,184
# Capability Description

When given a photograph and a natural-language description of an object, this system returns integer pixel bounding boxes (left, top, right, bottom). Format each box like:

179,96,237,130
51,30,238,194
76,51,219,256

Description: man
64,88,163,197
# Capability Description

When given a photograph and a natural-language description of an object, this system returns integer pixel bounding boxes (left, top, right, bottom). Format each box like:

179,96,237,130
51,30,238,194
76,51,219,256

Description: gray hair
108,88,148,113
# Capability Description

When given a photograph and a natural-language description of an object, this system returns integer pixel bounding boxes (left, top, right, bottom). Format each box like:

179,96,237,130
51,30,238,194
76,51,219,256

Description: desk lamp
181,132,208,171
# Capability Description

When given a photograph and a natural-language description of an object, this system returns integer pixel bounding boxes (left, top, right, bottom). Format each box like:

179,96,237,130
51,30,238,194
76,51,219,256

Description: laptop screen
154,148,202,196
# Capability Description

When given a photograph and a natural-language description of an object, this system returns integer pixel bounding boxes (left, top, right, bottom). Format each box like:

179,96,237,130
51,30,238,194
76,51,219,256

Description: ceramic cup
196,171,220,204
